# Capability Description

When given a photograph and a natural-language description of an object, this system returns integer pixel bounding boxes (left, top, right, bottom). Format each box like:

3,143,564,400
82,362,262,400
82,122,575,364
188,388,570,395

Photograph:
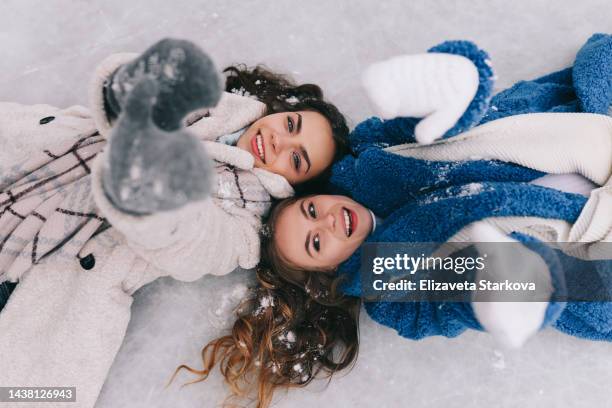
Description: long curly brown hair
170,197,361,408
224,64,350,194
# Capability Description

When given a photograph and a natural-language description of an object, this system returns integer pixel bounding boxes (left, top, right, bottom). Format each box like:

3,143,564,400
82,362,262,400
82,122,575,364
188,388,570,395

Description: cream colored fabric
389,113,612,249
530,173,598,196
0,54,293,408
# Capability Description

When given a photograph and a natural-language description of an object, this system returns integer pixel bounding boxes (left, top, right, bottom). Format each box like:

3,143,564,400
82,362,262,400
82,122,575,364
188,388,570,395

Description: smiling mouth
251,132,266,163
342,207,354,237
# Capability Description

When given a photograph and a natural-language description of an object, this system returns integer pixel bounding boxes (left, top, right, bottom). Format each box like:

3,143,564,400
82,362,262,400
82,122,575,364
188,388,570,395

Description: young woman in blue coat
177,34,612,408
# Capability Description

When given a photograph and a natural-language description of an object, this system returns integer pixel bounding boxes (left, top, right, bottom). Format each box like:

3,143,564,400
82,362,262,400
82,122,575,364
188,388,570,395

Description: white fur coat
0,53,293,408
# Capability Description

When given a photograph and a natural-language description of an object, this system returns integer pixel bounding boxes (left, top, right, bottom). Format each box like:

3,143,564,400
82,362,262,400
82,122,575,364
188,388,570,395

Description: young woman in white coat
0,38,349,408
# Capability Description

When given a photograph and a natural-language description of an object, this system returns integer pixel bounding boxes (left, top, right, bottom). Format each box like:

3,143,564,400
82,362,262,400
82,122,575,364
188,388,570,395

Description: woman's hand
102,78,213,215
362,52,480,145
104,38,222,131
469,222,554,348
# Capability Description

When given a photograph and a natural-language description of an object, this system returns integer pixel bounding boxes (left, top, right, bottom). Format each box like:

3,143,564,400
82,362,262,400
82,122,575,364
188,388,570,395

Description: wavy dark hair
223,65,350,193
170,197,360,408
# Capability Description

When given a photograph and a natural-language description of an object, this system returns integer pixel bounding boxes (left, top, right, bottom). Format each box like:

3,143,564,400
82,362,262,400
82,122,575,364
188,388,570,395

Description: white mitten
468,222,553,348
362,53,479,144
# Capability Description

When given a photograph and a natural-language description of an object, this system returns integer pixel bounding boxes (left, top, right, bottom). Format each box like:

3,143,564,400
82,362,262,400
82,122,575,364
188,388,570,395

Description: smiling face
236,111,336,185
273,195,373,271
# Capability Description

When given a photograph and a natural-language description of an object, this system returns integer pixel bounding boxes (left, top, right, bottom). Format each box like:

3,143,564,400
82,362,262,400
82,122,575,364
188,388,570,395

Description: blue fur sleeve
428,40,496,138
364,300,482,340
329,148,543,218
504,232,612,341
348,116,419,155
508,232,567,328
348,40,495,154
480,32,610,124
573,33,612,114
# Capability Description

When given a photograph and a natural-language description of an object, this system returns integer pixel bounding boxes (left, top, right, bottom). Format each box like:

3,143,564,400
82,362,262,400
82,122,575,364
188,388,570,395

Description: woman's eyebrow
301,146,311,173
296,113,302,133
299,200,314,258
300,200,308,218
305,231,313,258
295,114,311,174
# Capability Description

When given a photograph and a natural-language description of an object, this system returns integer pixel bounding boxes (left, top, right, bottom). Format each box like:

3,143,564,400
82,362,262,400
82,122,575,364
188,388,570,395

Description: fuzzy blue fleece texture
330,34,612,341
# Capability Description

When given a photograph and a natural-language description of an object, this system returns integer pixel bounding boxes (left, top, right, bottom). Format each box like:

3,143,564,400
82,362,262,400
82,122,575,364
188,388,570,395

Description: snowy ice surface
1,1,611,407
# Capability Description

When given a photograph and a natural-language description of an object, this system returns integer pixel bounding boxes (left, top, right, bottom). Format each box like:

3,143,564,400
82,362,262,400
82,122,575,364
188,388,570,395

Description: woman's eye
292,152,301,171
308,202,317,218
313,234,320,252
287,116,294,133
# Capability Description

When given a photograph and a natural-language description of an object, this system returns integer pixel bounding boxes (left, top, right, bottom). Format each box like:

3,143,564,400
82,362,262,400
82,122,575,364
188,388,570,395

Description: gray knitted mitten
104,38,222,131
102,78,213,215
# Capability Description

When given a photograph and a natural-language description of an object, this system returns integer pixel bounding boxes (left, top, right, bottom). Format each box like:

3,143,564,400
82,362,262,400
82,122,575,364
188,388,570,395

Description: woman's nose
313,212,335,235
325,212,335,231
270,133,279,154
272,130,297,154
271,132,283,154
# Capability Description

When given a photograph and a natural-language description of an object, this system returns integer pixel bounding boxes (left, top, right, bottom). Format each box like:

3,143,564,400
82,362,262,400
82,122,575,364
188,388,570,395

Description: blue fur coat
330,34,612,342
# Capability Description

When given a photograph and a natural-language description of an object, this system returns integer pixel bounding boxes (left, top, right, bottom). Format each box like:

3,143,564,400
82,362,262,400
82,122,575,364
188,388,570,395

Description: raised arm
355,40,495,150
88,39,259,280
90,155,261,281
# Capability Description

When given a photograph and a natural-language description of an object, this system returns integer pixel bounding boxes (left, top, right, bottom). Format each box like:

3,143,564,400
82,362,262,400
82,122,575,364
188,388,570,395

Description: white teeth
256,134,265,161
343,208,351,237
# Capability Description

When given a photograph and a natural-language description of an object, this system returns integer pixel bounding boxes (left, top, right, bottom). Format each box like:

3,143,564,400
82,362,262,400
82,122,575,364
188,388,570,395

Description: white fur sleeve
90,152,260,280
88,52,138,137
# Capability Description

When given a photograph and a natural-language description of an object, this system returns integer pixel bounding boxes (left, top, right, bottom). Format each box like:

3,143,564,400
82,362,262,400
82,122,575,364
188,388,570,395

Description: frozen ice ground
1,1,611,407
